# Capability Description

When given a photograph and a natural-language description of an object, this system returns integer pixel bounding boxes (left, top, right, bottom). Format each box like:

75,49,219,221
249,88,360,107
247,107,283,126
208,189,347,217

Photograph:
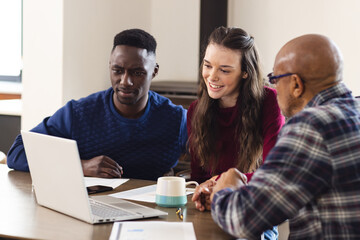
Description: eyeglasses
267,72,294,85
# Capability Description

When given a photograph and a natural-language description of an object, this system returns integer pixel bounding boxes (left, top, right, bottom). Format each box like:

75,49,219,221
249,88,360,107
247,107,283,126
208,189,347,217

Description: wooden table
0,164,235,240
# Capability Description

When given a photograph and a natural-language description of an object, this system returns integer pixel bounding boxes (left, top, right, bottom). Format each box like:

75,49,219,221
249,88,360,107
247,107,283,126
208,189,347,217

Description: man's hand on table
210,168,247,201
81,155,123,178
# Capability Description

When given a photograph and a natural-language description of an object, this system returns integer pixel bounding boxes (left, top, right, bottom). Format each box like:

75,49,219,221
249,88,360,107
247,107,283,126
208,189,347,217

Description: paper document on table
84,177,129,189
109,184,157,202
109,184,195,203
109,221,197,240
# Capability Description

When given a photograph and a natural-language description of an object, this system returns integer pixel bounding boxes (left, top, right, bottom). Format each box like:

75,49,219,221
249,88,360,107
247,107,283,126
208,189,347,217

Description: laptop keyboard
89,199,135,218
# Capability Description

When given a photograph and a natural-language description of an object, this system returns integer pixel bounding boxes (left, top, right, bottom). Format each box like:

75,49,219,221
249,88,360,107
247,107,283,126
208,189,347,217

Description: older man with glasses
209,34,360,239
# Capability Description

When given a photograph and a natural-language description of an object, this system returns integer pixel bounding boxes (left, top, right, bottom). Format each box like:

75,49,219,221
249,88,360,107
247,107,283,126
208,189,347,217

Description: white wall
22,0,64,130
150,0,200,82
22,0,200,130
228,0,360,96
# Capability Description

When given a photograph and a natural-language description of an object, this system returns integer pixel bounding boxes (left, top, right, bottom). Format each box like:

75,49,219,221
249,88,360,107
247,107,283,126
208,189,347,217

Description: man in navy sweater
7,29,188,181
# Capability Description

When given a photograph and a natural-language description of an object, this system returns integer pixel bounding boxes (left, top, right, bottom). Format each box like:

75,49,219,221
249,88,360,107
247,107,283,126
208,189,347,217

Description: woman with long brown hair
188,26,284,240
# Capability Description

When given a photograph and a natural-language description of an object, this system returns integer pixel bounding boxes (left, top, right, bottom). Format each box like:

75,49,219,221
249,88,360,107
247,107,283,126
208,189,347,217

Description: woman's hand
191,178,217,211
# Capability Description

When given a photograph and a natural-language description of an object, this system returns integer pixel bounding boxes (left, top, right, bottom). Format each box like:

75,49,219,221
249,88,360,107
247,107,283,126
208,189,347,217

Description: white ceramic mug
155,176,198,207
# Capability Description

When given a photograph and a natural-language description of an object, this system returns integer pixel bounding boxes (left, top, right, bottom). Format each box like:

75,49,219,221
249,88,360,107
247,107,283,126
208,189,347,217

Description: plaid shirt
212,83,360,239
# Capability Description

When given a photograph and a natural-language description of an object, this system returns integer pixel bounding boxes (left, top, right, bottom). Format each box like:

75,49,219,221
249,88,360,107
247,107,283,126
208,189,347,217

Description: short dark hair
112,29,157,54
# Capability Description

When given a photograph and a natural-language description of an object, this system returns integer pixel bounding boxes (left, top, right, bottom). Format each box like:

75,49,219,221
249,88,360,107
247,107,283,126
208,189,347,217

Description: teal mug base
155,195,187,208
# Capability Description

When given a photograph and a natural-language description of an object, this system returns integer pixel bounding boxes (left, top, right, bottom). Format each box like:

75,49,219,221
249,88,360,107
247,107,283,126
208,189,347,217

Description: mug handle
185,181,199,187
185,181,199,193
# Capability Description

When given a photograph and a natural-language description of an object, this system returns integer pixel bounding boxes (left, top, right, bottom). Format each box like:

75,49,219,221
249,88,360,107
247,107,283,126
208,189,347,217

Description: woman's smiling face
202,43,247,108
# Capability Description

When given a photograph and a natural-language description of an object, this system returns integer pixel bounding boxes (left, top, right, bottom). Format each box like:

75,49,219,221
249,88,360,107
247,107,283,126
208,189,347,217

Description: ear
290,74,304,98
242,71,248,79
152,63,159,79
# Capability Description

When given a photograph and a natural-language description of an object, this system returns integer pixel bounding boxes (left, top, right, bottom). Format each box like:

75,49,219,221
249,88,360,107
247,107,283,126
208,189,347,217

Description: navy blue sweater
7,88,187,180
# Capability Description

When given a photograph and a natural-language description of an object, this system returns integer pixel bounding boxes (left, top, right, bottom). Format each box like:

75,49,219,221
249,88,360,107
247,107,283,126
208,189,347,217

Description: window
0,0,22,82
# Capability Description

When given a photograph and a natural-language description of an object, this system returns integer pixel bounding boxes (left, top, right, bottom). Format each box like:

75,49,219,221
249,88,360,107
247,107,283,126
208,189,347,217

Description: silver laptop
21,130,167,224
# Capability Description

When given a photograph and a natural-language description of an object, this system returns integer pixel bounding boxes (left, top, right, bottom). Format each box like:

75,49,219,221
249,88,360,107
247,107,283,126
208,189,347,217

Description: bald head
274,34,343,93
